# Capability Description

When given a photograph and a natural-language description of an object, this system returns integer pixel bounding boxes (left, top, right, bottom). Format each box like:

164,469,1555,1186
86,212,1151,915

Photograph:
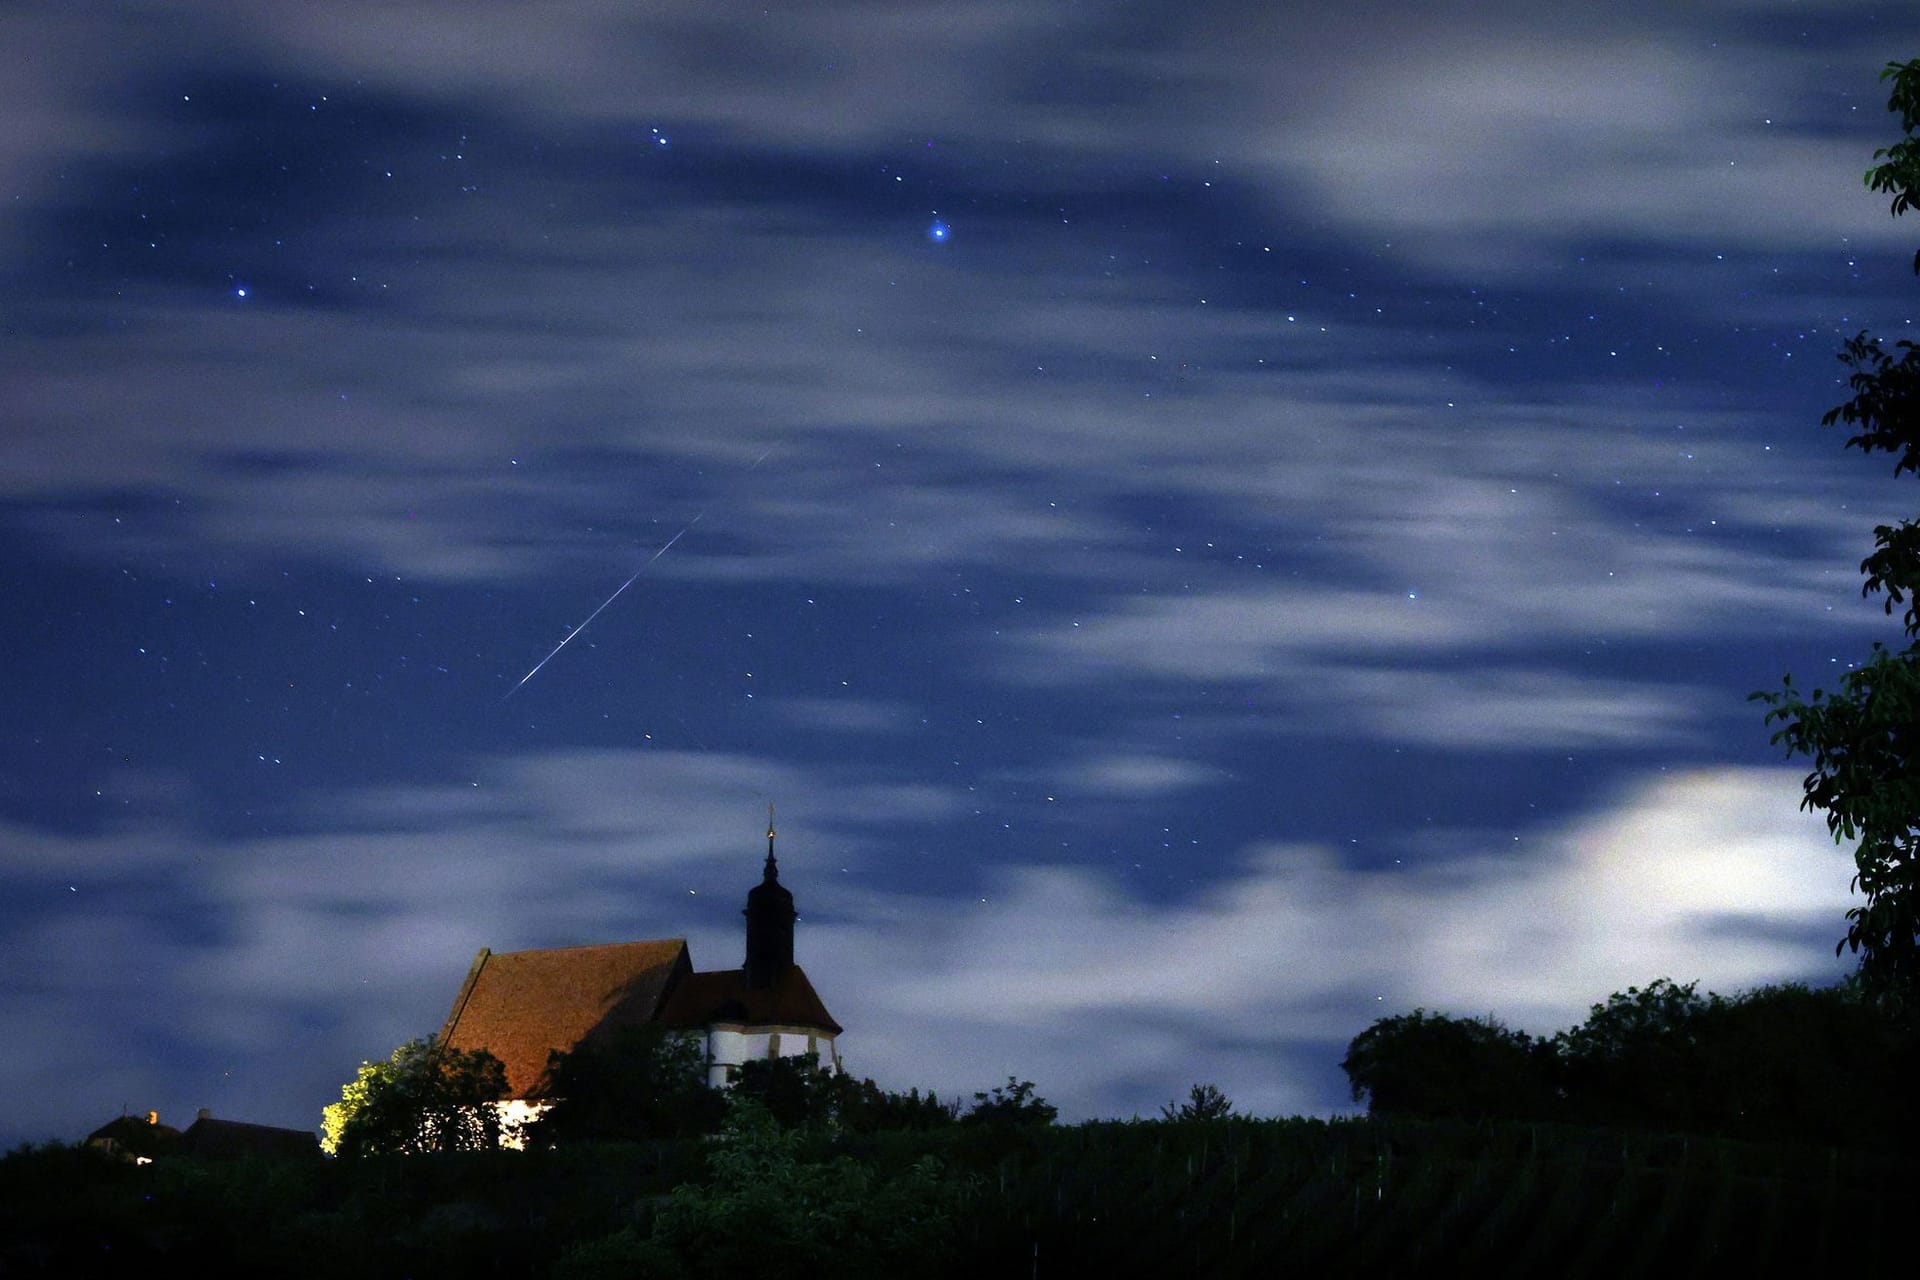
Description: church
438,810,842,1125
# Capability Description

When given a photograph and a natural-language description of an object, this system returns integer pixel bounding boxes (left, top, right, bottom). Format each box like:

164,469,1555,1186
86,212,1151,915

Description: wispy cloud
808,766,1855,1120
0,737,1859,1146
0,0,1896,1159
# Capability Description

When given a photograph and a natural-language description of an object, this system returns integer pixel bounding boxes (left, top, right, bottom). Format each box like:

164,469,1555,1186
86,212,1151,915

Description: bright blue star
928,218,950,243
233,285,249,299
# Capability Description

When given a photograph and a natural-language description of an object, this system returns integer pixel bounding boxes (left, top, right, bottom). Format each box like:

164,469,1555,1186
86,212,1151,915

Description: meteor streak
503,448,775,699
503,521,697,698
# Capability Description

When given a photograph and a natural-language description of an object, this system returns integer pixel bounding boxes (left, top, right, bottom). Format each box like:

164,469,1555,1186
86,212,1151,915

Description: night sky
4,2,1915,1148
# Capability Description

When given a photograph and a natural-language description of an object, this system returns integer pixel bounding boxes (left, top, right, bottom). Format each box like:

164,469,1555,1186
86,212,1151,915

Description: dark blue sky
2,0,1914,1146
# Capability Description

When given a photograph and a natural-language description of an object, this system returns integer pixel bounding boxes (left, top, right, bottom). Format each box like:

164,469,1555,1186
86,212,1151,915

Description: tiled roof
658,964,842,1036
439,938,692,1099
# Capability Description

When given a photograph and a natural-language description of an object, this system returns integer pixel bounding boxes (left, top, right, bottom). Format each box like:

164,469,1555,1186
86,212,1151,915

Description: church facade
438,814,842,1122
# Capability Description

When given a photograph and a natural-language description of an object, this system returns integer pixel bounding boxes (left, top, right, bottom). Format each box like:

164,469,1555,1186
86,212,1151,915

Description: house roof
438,938,692,1099
658,963,843,1037
85,1112,315,1162
181,1116,320,1160
85,1113,182,1159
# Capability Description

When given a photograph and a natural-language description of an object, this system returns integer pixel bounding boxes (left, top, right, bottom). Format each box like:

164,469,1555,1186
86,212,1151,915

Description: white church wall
492,1098,547,1149
697,1026,840,1088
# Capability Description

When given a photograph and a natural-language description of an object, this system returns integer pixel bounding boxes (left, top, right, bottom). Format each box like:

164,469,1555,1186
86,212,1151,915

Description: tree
1552,979,1720,1131
958,1076,1057,1127
1756,58,1920,1003
1340,1010,1555,1121
320,1035,515,1156
1553,977,1920,1142
1351,978,1917,1143
727,1052,840,1129
525,1024,724,1147
728,1054,959,1132
1696,979,1914,1145
554,1098,975,1280
1555,978,1714,1061
1160,1082,1234,1122
828,1076,960,1132
1866,58,1920,269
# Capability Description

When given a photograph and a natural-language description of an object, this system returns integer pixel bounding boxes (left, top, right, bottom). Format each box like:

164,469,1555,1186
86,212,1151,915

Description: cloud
798,766,1854,1120
0,0,1897,1153
1004,555,1868,683
0,752,1858,1147
1328,667,1712,750
149,1,1904,279
0,6,183,248
1210,10,1905,271
202,0,1077,146
767,695,916,735
0,746,972,1147
1050,753,1225,798
3,33,1896,622
9,1,1901,304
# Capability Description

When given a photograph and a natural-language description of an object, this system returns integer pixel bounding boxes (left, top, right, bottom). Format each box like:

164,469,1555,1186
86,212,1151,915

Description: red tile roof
658,964,842,1037
439,939,692,1099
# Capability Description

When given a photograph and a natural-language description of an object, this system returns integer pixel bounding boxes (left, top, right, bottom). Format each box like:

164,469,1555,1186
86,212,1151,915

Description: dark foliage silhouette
1756,58,1920,1003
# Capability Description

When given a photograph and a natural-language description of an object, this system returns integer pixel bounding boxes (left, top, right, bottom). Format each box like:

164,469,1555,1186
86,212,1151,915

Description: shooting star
503,447,775,699
503,521,697,699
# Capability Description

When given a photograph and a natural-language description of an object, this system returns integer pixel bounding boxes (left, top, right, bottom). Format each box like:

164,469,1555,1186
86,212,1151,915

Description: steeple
743,803,796,989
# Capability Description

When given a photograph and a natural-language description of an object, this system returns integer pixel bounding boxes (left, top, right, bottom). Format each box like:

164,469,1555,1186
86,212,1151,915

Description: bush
321,1036,515,1156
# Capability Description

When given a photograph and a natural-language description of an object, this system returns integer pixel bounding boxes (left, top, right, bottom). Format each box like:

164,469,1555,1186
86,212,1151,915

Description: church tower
743,804,796,989
440,804,844,1109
